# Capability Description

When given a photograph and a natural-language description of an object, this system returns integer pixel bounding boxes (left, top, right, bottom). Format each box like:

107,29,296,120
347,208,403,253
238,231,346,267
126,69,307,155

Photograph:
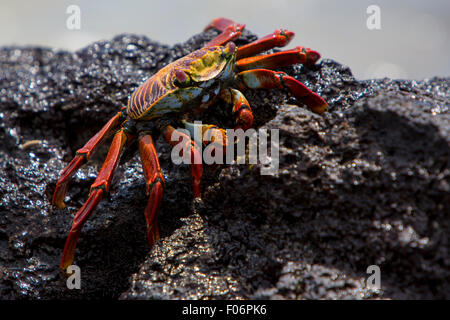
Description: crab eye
176,70,188,82
175,69,190,86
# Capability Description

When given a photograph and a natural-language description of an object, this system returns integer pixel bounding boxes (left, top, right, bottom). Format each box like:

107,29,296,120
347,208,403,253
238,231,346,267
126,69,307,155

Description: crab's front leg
237,69,328,114
138,134,164,247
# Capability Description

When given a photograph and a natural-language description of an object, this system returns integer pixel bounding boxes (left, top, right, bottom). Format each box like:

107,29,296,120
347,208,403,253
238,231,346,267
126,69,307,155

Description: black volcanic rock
0,28,448,299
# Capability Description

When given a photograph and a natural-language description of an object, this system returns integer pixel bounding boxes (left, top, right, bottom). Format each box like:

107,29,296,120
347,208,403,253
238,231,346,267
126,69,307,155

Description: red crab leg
60,129,132,270
138,134,164,248
52,110,125,209
236,46,321,71
220,88,254,131
204,17,245,48
237,69,328,114
236,29,295,60
163,125,203,198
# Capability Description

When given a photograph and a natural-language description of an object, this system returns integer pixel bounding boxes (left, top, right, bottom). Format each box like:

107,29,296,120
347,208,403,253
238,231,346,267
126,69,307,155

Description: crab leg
237,46,321,71
138,134,164,248
163,125,203,198
236,29,295,60
52,110,125,208
204,17,245,48
237,69,328,114
60,128,132,270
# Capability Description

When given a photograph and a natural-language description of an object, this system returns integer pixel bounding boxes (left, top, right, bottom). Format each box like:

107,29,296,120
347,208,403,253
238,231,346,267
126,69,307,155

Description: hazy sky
0,0,449,80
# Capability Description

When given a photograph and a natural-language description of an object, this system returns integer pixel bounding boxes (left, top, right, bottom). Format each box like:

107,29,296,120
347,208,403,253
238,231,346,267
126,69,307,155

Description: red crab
52,17,328,270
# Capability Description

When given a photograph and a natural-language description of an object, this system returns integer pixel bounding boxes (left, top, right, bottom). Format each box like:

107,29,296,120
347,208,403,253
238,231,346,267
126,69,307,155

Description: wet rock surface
0,28,448,299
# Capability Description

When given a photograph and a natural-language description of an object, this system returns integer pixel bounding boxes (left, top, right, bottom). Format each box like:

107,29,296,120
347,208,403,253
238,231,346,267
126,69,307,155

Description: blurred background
0,0,448,80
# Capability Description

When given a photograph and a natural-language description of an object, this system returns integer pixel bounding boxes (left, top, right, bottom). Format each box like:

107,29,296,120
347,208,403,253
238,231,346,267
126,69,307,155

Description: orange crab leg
236,29,295,60
52,110,125,208
204,17,245,48
237,69,328,114
60,128,132,270
237,46,321,71
163,125,203,198
138,134,164,248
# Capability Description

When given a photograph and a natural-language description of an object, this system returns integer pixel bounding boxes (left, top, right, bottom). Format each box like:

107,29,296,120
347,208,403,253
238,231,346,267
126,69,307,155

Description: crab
52,17,328,270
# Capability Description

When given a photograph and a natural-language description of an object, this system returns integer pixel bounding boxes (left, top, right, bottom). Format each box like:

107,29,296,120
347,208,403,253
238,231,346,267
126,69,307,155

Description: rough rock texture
0,28,448,299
